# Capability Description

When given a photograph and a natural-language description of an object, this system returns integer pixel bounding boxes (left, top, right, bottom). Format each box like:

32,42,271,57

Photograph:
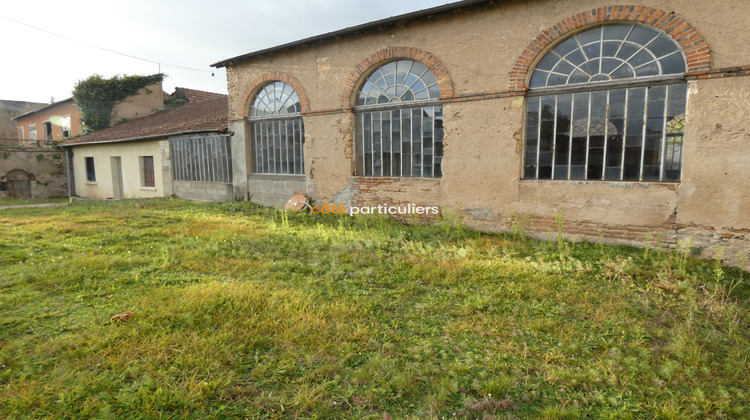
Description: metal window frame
355,104,443,178
170,135,233,184
248,116,305,175
523,79,686,182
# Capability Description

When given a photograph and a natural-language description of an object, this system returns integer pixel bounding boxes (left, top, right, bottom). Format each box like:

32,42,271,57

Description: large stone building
213,0,750,267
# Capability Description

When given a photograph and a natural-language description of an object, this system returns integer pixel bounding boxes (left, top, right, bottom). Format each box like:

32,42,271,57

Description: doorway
111,157,124,199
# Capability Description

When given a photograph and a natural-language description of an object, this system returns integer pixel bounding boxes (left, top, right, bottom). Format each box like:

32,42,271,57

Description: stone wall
0,148,67,198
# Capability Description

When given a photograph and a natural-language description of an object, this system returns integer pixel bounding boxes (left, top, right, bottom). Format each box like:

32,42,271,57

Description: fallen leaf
110,312,136,322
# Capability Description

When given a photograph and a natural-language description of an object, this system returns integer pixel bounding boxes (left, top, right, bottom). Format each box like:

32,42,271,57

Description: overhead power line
0,14,213,73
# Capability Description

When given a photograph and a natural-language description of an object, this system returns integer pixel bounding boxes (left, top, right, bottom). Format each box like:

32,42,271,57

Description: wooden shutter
143,156,155,187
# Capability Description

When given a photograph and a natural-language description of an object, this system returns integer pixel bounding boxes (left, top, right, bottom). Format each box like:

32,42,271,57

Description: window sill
85,181,97,185
352,175,442,181
140,186,157,191
520,179,680,188
249,174,306,181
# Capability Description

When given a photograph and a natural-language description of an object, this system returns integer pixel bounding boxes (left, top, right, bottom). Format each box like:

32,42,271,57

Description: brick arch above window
237,72,311,119
509,5,711,92
341,46,454,110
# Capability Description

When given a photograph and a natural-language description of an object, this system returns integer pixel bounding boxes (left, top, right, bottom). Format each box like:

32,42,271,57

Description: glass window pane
648,36,680,58
603,24,631,41
536,53,559,71
554,94,572,179
578,27,601,46
611,65,635,79
564,49,586,66
552,60,575,75
667,84,687,117
601,41,621,57
525,97,540,179
660,53,686,75
363,113,372,175
524,24,687,182
635,61,659,77
568,70,589,84
353,60,445,178
373,112,382,176
616,43,640,61
606,89,626,180
624,88,646,180
554,38,578,56
434,107,444,178
627,26,659,46
571,93,589,178
412,108,422,177
250,81,301,117
539,97,556,179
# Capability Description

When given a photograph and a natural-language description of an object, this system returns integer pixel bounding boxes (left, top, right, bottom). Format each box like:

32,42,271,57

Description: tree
72,73,164,133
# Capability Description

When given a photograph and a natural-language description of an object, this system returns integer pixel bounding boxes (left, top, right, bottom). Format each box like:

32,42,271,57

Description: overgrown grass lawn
1,199,748,419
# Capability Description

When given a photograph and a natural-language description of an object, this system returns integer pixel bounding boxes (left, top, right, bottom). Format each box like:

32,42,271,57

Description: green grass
1,199,748,419
0,197,69,206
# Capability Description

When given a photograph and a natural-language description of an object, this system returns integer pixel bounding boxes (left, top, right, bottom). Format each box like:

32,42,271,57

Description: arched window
354,59,444,177
248,81,304,175
524,24,687,182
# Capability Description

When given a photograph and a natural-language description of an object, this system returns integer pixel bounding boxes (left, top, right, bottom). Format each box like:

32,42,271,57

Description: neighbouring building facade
12,99,83,146
213,0,750,267
63,95,231,202
0,100,46,144
12,81,164,147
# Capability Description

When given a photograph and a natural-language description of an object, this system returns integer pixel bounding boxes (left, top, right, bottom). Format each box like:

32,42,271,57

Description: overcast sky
0,0,455,104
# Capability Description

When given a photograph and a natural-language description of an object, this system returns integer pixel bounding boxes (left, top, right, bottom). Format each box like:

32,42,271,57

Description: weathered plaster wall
13,101,83,145
70,140,169,200
0,148,67,198
110,82,165,124
224,0,750,267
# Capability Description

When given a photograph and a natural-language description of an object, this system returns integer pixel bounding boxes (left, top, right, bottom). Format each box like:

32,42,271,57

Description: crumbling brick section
236,72,311,119
351,177,441,223
509,6,712,92
517,214,750,260
340,47,454,110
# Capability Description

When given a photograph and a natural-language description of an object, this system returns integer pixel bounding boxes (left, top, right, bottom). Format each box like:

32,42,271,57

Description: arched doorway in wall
5,169,34,198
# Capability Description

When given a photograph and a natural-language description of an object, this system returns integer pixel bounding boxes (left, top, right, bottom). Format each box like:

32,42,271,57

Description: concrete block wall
247,175,306,207
173,181,233,202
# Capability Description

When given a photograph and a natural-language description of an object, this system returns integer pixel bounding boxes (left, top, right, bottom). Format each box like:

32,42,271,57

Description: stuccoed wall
224,0,750,267
70,140,170,200
110,82,165,125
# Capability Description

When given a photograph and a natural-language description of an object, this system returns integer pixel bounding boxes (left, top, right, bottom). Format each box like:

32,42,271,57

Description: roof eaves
211,0,492,68
11,98,75,121
63,128,229,147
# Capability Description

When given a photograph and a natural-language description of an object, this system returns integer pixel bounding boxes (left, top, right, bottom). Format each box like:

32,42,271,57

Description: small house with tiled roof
63,95,232,202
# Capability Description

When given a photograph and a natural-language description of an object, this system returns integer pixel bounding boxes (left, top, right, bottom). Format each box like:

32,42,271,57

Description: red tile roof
176,88,227,103
63,96,228,146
